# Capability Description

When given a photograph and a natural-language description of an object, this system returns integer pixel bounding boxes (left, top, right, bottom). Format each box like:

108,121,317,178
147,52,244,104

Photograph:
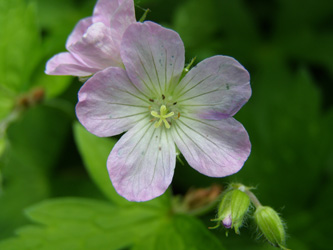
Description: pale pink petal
45,52,98,76
66,17,93,49
68,22,121,70
108,119,176,201
121,21,185,97
92,0,119,27
175,56,251,120
172,116,251,177
110,0,136,48
76,67,150,137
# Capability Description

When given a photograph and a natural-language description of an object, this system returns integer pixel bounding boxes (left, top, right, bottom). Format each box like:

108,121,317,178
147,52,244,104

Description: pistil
150,105,174,129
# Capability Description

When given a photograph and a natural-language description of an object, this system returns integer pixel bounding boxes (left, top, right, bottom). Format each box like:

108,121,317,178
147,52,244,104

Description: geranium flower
45,0,136,76
76,21,251,202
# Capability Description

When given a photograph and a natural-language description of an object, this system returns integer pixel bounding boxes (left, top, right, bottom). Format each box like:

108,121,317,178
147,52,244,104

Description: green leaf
0,0,41,123
73,122,130,206
0,105,71,238
133,214,225,250
0,0,41,94
32,69,73,99
0,89,15,121
0,0,73,121
0,135,5,156
0,198,167,250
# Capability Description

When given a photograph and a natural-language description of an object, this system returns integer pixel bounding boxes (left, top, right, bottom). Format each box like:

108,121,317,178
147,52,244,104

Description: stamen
174,112,181,120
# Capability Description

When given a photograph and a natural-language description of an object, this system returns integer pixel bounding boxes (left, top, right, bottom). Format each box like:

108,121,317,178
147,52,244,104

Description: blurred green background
0,0,332,249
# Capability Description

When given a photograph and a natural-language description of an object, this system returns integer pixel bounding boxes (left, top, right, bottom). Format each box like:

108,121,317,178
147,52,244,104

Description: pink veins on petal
76,21,252,202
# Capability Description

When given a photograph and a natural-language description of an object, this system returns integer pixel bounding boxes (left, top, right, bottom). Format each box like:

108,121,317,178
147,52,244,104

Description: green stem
139,8,151,22
244,189,262,208
0,108,22,135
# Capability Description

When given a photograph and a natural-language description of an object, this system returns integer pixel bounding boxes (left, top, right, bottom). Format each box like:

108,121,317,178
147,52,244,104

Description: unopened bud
222,214,232,228
254,206,289,249
210,188,250,234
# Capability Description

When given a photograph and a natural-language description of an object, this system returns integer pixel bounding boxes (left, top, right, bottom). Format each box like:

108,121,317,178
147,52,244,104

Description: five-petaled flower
45,0,135,77
76,21,252,202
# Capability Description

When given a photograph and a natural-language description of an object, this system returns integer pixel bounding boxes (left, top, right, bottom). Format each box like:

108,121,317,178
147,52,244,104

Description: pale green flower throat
150,105,174,129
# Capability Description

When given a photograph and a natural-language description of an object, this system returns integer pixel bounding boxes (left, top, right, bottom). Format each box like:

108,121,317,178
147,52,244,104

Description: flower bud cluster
210,183,289,249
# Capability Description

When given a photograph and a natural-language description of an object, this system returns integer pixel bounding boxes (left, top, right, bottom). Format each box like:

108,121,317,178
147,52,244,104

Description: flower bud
210,188,250,234
254,206,289,249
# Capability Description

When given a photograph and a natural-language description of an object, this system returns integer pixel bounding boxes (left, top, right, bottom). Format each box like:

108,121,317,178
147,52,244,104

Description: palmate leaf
0,197,226,250
0,121,226,249
133,215,225,250
0,198,167,250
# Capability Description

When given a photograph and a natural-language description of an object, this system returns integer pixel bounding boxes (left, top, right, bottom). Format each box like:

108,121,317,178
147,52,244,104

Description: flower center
150,105,174,129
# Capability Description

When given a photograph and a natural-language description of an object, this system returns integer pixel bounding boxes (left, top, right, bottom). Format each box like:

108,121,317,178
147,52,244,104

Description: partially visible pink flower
45,0,136,76
76,21,251,202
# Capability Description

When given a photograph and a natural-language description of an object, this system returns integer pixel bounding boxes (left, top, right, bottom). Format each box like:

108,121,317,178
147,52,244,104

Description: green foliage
73,122,127,205
133,215,225,250
0,198,167,250
0,0,71,100
0,0,41,94
0,120,224,249
0,91,14,122
0,0,73,107
0,105,71,238
0,0,72,159
0,198,225,250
